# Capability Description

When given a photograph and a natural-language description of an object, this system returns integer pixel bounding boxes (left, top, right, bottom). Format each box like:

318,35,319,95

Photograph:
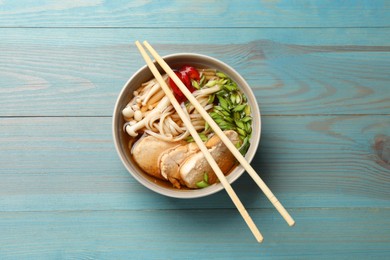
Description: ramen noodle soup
122,65,253,189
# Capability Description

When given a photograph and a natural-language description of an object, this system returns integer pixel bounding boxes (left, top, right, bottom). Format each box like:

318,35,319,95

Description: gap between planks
2,206,390,214
1,26,390,29
1,114,390,119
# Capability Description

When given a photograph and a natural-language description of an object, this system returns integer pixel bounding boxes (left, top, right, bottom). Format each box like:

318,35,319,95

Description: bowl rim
112,52,261,199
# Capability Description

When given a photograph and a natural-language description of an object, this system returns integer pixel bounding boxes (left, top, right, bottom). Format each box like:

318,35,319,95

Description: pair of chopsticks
135,41,295,243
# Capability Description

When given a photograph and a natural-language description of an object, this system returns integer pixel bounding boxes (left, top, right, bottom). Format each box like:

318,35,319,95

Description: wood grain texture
1,116,389,212
0,28,389,116
1,1,390,258
1,208,389,259
0,0,388,27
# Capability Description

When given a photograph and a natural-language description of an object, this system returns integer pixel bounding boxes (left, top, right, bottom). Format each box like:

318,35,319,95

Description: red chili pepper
180,65,200,81
168,67,199,103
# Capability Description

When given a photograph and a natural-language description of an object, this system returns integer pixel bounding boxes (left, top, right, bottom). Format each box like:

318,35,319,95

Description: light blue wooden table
1,1,389,259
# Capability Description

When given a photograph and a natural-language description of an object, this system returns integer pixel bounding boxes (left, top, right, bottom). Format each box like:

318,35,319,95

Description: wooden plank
1,116,389,212
0,0,388,28
0,208,389,258
0,28,389,116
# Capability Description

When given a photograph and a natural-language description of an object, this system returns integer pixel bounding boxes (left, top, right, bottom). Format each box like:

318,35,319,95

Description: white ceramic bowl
112,53,261,198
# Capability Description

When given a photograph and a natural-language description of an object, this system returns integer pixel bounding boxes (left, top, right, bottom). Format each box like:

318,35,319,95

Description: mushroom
125,96,171,137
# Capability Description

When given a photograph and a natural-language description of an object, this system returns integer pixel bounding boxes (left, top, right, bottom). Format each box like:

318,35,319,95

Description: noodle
123,67,251,148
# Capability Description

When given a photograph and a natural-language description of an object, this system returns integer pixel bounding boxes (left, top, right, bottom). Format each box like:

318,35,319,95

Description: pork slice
179,130,241,188
160,142,199,188
132,135,185,179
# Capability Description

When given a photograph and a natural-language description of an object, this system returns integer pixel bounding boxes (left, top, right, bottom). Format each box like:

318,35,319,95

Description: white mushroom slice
122,105,134,118
125,96,171,137
142,82,161,106
134,110,143,121
160,142,199,188
132,135,185,180
179,130,241,188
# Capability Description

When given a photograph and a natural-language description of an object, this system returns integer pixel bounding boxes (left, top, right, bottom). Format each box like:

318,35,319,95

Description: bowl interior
113,53,261,198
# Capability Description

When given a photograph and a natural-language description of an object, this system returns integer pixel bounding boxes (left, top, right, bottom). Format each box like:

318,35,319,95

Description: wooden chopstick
143,41,295,227
135,41,264,243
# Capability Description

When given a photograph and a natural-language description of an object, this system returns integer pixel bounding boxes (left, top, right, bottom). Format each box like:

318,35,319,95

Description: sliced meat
179,130,241,188
160,142,199,188
132,135,185,179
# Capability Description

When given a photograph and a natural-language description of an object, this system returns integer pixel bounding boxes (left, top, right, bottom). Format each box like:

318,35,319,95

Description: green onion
244,104,251,115
223,84,237,92
213,105,224,111
230,94,237,105
224,116,234,124
209,112,220,119
245,122,252,134
235,119,245,130
217,96,229,111
192,79,200,90
237,127,246,137
242,116,252,123
199,75,206,86
203,72,253,156
232,104,246,112
239,136,250,155
205,80,216,87
216,89,228,97
204,122,210,132
199,132,208,142
235,93,242,104
203,172,209,183
208,94,215,104
196,173,210,188
220,110,231,117
196,181,209,188
217,79,228,85
216,71,228,78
